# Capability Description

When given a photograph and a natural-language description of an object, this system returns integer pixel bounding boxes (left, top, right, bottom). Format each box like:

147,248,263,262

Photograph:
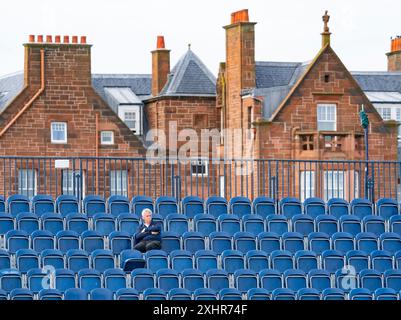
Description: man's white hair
141,208,153,217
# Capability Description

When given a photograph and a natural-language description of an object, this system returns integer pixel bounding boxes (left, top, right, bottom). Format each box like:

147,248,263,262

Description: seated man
133,208,162,253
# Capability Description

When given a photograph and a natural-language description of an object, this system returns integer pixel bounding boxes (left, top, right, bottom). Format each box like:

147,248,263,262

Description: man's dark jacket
134,220,162,245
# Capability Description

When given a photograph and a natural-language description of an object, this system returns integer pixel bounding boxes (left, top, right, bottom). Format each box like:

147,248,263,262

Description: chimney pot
80,36,87,44
28,35,35,43
37,35,43,43
55,35,61,43
63,35,70,43
231,9,249,24
72,36,78,44
46,35,53,43
157,36,165,49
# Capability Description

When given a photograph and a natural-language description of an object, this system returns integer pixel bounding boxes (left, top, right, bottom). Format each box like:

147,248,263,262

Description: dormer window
118,105,141,135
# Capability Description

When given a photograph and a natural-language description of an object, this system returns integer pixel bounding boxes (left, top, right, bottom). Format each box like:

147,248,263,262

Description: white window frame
110,170,128,196
317,104,337,131
100,131,114,145
18,169,37,198
51,122,67,144
323,170,345,201
300,171,315,202
118,105,141,135
376,106,392,120
62,170,86,197
191,158,209,177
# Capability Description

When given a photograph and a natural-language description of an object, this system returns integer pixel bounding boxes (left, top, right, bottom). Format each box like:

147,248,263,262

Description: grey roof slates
352,72,401,92
255,61,302,89
0,71,24,111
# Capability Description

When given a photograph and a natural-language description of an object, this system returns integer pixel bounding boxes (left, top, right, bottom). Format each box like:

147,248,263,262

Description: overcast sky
1,0,400,76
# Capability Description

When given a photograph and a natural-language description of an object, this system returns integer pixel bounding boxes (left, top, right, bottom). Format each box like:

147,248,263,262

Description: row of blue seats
1,194,401,220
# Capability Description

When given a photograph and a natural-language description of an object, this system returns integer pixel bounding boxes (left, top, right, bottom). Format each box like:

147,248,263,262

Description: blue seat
332,232,355,254
242,214,265,236
166,213,188,234
0,213,14,235
117,213,140,236
78,268,102,291
252,197,275,218
247,288,270,300
380,232,401,254
206,269,229,291
0,249,11,270
219,288,242,300
109,231,132,255
107,195,130,217
120,249,145,271
282,232,304,253
390,215,401,236
259,269,283,292
327,198,349,219
234,269,257,293
322,250,345,273
218,214,241,236
55,269,76,292
340,215,361,236
32,230,55,252
181,269,204,292
384,269,401,291
270,250,294,273
395,251,401,269
308,269,331,292
38,289,63,300
209,231,232,254
371,250,394,273
156,269,179,291
93,213,116,236
234,231,256,253
349,288,372,300
295,250,318,272
297,288,320,300
92,249,115,272
32,195,55,216
131,268,155,292
155,196,178,217
56,195,79,217
335,268,358,293
168,288,192,300
271,288,296,300
363,215,385,237
304,197,326,219
374,288,398,300
350,198,373,220
244,250,269,272
258,232,281,254
115,288,139,300
182,196,204,219
83,195,106,218
56,230,80,253
292,214,314,236
376,198,398,220
0,195,5,213
90,288,113,300
131,196,154,216
359,269,383,292
322,288,345,300
308,232,330,255
355,232,379,253
16,212,39,233
6,230,29,253
66,249,90,273
315,215,338,236
7,194,30,217
146,250,168,272
27,268,49,293
266,215,289,234
193,288,217,300
64,288,88,300
194,214,217,236
65,213,89,235
205,196,228,218
221,250,244,273
195,250,218,273
161,231,181,253
229,196,252,218
170,250,193,272
279,197,302,219
82,230,104,253
0,269,22,293
41,249,64,269
10,288,34,300
284,269,307,291
41,213,64,234
143,288,167,300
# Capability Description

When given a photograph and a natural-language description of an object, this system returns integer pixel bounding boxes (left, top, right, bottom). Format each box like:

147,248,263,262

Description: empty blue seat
131,268,155,292
109,231,132,255
315,215,338,236
304,197,326,219
282,232,304,253
380,232,401,254
371,250,394,273
242,214,265,236
182,196,204,219
395,251,401,269
93,213,116,236
271,288,295,300
221,250,244,273
359,269,383,292
209,231,232,254
218,214,241,236
355,232,379,253
219,288,242,300
32,230,55,252
349,288,372,300
90,288,113,300
120,249,145,271
170,250,193,272
376,198,398,220
308,269,331,292
16,212,39,233
117,213,140,236
206,196,228,218
327,198,349,219
166,213,188,234
194,214,217,236
308,232,330,255
206,269,229,291
229,196,252,218
66,249,90,273
335,268,358,293
168,288,192,300
0,249,11,270
252,197,275,218
0,195,5,213
322,288,345,300
0,269,22,293
0,213,14,235
284,269,307,291
7,194,30,217
38,289,63,300
27,268,49,293
55,269,76,292
92,249,115,272
115,288,139,300
82,230,104,253
156,269,179,291
259,269,283,292
270,250,294,272
195,250,218,273
6,230,29,253
322,250,345,273
56,195,79,217
350,198,373,220
65,213,89,235
295,250,318,272
279,197,302,219
64,288,88,300
234,269,257,293
247,288,270,300
83,195,106,218
56,230,80,253
181,269,204,292
234,231,256,253
332,232,355,254
131,196,154,216
363,215,385,237
146,250,168,272
340,215,361,236
258,232,281,254
41,213,64,234
155,196,178,217
292,214,314,236
32,195,55,216
161,231,181,253
41,249,64,269
107,195,130,217
390,215,401,236
384,269,401,291
78,268,102,291
143,288,167,300
374,288,398,300
266,215,289,235
10,288,34,300
194,288,217,300
297,288,320,300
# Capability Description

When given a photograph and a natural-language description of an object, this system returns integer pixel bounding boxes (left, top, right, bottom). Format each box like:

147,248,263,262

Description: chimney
387,36,401,72
151,36,170,96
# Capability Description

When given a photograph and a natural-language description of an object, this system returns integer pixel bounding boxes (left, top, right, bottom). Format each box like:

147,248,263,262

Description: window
124,112,137,131
110,170,128,196
317,104,336,131
118,105,142,135
62,170,85,197
300,171,315,202
219,176,225,198
51,122,67,143
18,169,37,198
191,159,208,177
324,74,330,83
324,171,344,201
377,107,391,120
101,131,114,145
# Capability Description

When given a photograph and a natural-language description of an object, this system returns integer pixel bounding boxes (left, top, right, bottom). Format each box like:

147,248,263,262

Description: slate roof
0,71,24,111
